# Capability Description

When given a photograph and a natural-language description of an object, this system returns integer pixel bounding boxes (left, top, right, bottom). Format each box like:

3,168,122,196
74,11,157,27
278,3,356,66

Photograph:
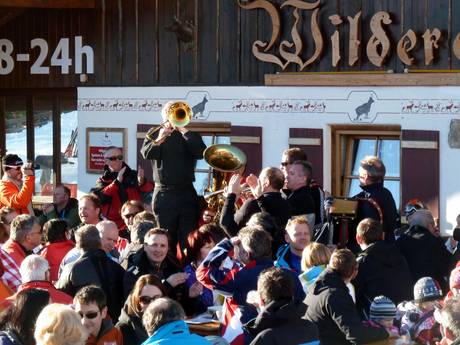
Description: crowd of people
0,112,459,345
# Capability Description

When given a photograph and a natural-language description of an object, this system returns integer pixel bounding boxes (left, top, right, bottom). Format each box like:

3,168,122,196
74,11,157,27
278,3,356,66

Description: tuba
203,144,247,221
146,101,192,140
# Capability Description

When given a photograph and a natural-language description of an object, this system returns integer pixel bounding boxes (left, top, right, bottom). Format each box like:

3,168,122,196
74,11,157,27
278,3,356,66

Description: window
332,126,401,208
0,89,77,196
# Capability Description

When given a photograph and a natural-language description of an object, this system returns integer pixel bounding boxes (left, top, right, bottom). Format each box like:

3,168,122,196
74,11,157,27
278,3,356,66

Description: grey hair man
6,254,73,305
0,214,42,291
96,220,120,261
142,297,209,344
435,295,460,344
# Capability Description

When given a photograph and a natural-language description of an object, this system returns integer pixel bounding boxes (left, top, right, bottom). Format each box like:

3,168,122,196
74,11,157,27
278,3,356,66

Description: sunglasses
106,155,123,161
280,162,292,167
139,295,160,305
78,311,99,319
5,166,21,171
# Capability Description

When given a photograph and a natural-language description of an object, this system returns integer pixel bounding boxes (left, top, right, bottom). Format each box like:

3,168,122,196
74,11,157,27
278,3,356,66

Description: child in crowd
364,295,399,335
396,277,442,344
298,242,331,293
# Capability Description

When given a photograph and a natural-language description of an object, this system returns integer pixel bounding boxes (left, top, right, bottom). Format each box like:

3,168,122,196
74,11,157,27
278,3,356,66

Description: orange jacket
87,320,123,345
0,175,35,214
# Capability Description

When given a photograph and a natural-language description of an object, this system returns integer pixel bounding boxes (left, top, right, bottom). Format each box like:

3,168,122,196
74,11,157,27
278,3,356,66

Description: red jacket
40,240,75,282
0,176,35,214
3,280,73,309
92,164,153,229
2,239,27,268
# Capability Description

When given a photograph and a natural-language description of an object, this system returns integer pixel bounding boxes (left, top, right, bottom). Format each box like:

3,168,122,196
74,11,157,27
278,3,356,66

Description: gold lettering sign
237,0,446,69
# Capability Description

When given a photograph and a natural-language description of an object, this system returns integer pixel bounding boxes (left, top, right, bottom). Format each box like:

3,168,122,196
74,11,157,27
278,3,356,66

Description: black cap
2,154,23,167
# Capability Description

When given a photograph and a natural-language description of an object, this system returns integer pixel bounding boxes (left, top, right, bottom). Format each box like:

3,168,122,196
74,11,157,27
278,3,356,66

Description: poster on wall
86,128,126,173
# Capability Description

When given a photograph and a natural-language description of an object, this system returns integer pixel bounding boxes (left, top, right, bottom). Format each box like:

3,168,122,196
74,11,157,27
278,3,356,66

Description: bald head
96,220,119,253
410,210,437,235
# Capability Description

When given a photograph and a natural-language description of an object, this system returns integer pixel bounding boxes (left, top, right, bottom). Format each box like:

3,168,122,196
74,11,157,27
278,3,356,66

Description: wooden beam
265,72,460,86
0,0,95,8
0,8,25,27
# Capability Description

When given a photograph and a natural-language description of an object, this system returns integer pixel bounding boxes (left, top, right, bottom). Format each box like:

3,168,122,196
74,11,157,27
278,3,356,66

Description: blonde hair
301,242,331,271
34,304,88,345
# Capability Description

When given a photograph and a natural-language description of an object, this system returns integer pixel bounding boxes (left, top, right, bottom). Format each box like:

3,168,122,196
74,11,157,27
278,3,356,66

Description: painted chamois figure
355,97,375,120
192,96,208,117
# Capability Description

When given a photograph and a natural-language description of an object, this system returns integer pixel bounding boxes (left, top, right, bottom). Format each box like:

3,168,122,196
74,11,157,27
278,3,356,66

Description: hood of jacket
117,302,148,341
358,240,406,269
247,299,307,335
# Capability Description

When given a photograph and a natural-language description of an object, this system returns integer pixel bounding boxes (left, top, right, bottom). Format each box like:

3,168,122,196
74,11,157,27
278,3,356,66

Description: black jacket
56,248,125,321
220,192,290,240
283,186,315,218
396,225,451,293
305,268,388,345
140,130,206,186
116,303,148,345
123,248,193,313
353,240,413,318
355,182,399,242
246,300,319,345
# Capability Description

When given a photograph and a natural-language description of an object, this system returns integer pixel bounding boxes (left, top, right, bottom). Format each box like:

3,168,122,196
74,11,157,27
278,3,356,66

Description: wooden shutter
401,130,439,218
289,128,323,186
231,126,262,175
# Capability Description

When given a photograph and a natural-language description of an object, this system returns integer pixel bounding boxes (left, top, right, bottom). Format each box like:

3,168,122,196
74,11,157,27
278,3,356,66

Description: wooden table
187,321,221,336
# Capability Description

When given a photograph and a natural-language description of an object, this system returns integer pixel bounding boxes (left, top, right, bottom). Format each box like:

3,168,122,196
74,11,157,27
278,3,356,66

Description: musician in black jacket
140,102,206,252
220,167,291,242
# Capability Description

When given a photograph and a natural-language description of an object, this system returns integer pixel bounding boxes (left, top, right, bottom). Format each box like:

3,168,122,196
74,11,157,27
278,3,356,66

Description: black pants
152,186,199,251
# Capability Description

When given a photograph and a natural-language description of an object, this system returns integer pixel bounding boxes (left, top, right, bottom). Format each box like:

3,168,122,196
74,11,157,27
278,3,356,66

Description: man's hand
166,272,189,288
42,203,54,215
137,165,145,185
117,166,127,183
246,174,263,199
22,164,34,176
227,174,242,197
188,281,203,298
230,236,241,246
155,125,173,145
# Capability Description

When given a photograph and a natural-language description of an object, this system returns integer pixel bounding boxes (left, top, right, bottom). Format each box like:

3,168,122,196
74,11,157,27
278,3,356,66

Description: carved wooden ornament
397,29,417,66
329,15,343,67
347,12,361,66
366,11,392,67
422,28,441,65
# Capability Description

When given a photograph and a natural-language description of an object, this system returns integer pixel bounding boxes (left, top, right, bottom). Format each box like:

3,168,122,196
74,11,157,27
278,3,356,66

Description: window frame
331,125,401,203
0,88,77,191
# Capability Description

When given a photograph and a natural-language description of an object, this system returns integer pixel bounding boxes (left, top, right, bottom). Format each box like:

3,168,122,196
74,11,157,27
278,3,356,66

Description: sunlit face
286,164,307,191
285,222,311,254
79,198,100,225
144,234,169,265
104,148,123,172
5,166,22,182
53,186,68,206
122,205,142,229
74,301,106,337
199,240,215,262
26,223,43,249
99,224,118,253
138,284,163,313
280,153,291,180
358,167,371,187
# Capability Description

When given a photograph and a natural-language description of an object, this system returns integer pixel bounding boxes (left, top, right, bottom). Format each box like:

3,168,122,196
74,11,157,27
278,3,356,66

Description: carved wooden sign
237,0,445,69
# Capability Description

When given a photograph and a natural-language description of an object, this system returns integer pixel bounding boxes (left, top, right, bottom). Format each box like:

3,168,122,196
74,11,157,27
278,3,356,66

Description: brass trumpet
146,101,192,140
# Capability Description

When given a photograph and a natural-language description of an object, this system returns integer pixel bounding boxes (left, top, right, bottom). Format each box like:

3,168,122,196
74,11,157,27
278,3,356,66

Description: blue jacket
141,320,210,345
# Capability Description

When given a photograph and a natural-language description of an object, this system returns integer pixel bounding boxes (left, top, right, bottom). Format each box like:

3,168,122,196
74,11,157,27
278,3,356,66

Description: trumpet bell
162,101,192,127
204,144,247,172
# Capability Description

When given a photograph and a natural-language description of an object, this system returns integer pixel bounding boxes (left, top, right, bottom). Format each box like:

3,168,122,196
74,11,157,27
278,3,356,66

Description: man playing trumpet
141,101,206,254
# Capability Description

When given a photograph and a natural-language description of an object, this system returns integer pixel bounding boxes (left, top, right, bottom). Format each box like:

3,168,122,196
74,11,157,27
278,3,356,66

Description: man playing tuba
141,101,206,254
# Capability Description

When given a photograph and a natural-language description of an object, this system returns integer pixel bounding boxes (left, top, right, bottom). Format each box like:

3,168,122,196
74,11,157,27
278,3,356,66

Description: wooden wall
0,0,459,88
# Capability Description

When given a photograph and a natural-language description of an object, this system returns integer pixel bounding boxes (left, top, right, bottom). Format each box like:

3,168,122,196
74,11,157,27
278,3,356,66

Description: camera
25,162,41,170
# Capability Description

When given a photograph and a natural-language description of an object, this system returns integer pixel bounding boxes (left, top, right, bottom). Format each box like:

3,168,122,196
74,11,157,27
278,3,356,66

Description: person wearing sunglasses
117,274,166,345
0,154,35,215
73,285,123,345
91,146,153,238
